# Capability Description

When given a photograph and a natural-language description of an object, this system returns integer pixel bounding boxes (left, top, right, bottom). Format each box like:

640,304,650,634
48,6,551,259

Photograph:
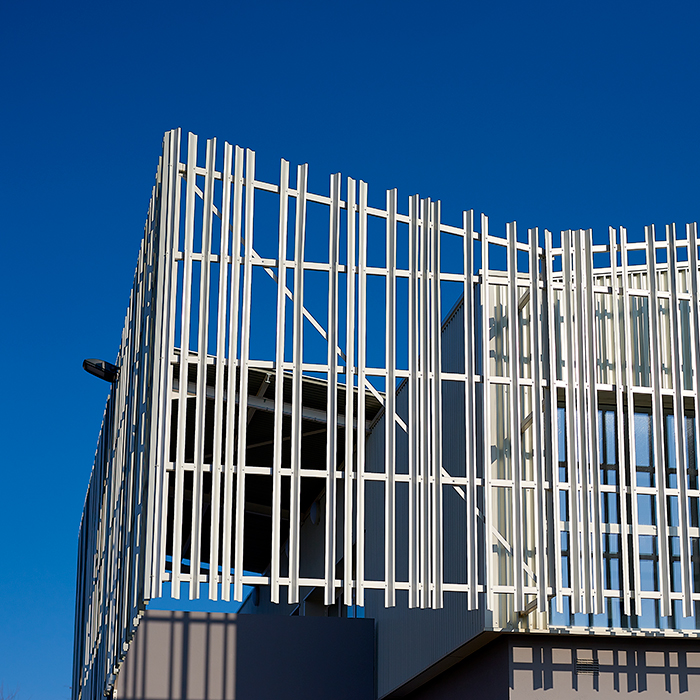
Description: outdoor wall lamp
83,358,120,383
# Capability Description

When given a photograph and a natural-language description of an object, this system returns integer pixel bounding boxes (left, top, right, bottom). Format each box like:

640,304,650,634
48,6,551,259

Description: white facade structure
73,129,700,699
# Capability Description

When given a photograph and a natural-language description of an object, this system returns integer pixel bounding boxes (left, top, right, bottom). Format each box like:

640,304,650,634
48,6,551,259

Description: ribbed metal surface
365,302,486,698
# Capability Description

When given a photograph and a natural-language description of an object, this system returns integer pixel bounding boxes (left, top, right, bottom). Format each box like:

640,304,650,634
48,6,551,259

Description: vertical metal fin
481,213,493,614
609,227,633,617
325,173,341,606
583,229,604,614
420,197,432,608
172,132,198,599
667,223,692,617
646,225,672,618
288,163,308,605
356,180,368,608
191,137,217,599
221,145,244,602
686,222,700,619
507,221,524,612
464,210,478,610
562,229,583,614
573,229,593,613
270,158,290,604
385,188,398,607
209,141,233,602
620,226,642,614
431,201,444,609
544,228,564,613
233,149,256,602
529,228,548,613
343,178,357,608
408,195,421,609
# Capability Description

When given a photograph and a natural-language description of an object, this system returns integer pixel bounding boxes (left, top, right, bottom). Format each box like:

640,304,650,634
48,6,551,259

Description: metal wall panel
363,302,486,699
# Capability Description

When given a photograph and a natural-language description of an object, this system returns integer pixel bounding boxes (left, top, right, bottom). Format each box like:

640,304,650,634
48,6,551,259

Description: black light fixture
83,358,120,383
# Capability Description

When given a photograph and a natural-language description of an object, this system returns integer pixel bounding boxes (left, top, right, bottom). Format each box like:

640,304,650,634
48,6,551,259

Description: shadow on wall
118,611,237,700
116,610,374,700
510,636,700,698
402,634,700,700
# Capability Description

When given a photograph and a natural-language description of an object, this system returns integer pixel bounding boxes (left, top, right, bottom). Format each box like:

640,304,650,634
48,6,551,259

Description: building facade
73,129,700,699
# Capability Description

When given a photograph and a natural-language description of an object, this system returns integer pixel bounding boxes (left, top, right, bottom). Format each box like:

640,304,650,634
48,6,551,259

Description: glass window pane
635,413,652,468
605,410,616,464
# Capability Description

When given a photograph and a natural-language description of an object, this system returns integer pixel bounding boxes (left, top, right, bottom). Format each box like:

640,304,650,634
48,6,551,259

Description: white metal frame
74,129,700,700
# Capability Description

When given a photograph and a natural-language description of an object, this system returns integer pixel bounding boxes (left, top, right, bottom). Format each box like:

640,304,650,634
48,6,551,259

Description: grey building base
116,610,374,700
395,633,700,699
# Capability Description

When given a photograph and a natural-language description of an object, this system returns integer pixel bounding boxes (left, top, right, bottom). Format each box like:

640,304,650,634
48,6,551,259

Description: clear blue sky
2,1,700,697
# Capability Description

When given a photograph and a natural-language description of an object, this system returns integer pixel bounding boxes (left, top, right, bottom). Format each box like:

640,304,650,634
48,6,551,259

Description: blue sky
2,1,700,697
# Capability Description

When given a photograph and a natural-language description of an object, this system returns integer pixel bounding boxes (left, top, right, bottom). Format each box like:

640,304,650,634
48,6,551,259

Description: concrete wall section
398,633,700,699
508,634,700,699
116,610,374,700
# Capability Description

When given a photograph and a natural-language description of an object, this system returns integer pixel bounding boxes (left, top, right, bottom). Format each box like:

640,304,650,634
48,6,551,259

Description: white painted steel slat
343,177,357,607
234,149,256,603
356,179,368,608
573,230,593,613
123,231,146,634
209,142,234,601
420,198,432,609
529,228,548,613
191,138,216,599
385,188,398,607
464,210,478,610
507,221,525,612
620,226,643,614
481,213,494,614
667,223,693,617
172,132,198,599
147,129,177,600
609,226,633,616
646,225,672,618
325,173,341,606
288,163,308,606
221,145,245,601
431,201,444,608
158,132,183,599
562,229,583,614
544,227,564,614
686,222,700,619
408,195,420,608
582,229,604,615
270,158,289,604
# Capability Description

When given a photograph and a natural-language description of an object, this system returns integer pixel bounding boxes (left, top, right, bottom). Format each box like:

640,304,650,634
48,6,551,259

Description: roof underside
165,357,383,575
